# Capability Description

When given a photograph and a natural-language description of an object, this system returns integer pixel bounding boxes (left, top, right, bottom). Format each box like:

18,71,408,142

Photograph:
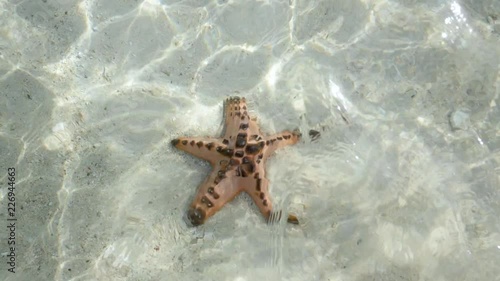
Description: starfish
171,96,301,226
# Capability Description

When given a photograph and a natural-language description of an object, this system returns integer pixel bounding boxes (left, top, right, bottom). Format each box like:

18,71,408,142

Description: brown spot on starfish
171,96,301,226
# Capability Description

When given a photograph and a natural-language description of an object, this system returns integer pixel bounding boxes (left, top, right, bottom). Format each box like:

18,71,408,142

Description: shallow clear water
0,0,499,280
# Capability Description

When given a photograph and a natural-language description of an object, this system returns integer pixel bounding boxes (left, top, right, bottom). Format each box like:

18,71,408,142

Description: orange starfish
171,97,301,226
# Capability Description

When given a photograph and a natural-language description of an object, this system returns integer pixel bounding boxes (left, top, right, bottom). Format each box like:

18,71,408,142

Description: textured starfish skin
171,97,301,226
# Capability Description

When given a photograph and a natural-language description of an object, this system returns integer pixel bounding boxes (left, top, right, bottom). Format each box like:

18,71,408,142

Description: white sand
0,0,499,280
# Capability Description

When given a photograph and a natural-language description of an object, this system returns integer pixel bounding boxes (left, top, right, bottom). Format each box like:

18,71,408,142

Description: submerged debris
449,109,471,131
309,129,321,141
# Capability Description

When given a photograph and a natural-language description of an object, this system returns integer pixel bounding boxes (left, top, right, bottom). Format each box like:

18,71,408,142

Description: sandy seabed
0,0,499,280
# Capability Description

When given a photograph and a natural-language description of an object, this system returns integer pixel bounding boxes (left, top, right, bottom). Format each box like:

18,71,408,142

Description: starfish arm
240,176,273,220
263,129,302,158
222,97,252,140
171,137,225,165
186,169,242,226
241,176,299,224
